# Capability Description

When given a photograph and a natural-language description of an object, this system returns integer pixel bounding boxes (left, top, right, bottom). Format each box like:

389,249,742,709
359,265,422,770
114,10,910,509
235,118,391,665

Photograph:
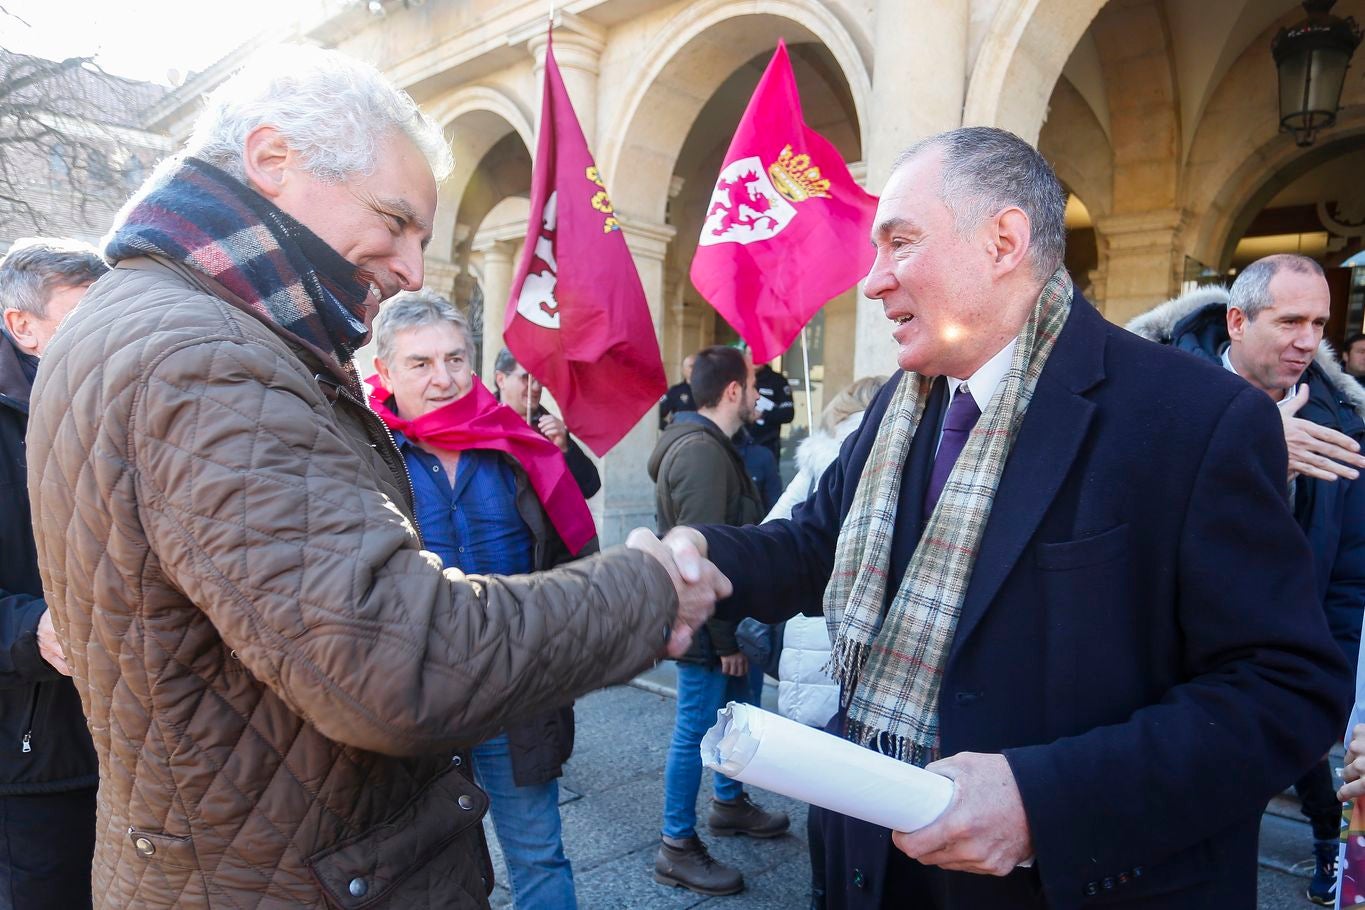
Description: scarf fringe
844,719,935,768
825,637,871,703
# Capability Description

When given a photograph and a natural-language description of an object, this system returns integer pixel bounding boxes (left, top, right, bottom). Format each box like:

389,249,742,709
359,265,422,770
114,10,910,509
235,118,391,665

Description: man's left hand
891,752,1033,876
36,608,72,677
538,413,569,452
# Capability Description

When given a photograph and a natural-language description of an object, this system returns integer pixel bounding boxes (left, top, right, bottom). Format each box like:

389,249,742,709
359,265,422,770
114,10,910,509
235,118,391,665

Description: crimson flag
504,31,666,457
690,41,878,364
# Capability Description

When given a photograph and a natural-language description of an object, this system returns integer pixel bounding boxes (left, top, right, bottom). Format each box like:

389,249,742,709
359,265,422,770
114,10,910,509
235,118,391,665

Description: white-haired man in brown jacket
26,46,725,909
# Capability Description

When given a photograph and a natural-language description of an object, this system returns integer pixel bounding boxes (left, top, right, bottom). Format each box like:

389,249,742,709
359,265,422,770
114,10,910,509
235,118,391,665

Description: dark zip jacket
0,329,98,794
1129,288,1365,669
648,411,764,664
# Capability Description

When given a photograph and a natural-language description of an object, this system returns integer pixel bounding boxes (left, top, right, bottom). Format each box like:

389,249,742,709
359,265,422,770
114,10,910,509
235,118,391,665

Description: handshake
626,527,732,659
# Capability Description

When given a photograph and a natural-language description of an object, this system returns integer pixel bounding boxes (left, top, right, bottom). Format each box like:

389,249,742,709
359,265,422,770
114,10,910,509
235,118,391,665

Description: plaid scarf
105,157,374,378
825,268,1073,766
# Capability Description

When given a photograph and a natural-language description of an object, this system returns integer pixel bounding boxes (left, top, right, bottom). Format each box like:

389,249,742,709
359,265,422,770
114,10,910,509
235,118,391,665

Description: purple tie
923,383,982,521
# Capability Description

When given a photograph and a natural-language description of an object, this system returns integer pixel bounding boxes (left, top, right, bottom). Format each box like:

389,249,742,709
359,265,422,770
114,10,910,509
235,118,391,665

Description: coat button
134,836,155,856
451,755,462,766
458,795,474,810
852,868,865,888
348,877,368,897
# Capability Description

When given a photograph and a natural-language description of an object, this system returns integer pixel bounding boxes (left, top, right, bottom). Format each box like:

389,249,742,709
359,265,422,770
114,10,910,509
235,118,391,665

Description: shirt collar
946,337,1017,413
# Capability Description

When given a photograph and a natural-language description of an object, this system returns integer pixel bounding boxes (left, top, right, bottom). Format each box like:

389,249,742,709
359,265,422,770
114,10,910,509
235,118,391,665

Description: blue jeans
662,661,764,840
471,734,576,909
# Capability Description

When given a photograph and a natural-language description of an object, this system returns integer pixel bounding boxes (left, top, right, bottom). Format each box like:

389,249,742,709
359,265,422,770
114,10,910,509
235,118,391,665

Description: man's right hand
1280,384,1365,481
719,652,749,676
626,527,732,659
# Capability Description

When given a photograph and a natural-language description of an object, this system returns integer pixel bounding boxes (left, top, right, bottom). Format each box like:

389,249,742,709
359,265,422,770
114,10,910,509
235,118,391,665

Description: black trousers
0,787,95,910
1295,757,1342,842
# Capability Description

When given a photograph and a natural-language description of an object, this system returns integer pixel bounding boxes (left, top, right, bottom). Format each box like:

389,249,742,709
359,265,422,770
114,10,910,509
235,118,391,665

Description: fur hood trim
794,412,864,478
1127,285,1365,420
1124,286,1231,345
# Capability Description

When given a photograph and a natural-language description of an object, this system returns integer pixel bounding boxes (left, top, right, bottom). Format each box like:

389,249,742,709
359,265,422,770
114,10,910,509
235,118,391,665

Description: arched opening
659,40,863,471
458,132,533,377
1215,138,1365,346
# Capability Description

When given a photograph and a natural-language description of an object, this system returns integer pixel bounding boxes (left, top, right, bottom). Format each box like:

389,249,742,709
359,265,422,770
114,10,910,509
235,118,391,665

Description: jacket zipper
20,683,40,753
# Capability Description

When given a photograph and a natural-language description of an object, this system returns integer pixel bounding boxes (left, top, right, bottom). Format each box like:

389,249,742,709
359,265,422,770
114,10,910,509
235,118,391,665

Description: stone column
855,1,970,379
473,238,517,379
517,12,606,147
1093,210,1186,324
589,214,674,546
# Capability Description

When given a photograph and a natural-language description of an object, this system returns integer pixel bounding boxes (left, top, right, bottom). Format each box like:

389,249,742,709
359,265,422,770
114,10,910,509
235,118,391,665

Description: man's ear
374,356,393,387
1227,306,1248,344
987,207,1032,277
2,308,37,355
726,376,748,406
242,125,294,199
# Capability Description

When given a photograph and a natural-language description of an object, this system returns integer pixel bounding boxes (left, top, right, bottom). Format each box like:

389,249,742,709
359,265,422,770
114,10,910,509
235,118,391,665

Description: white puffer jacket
767,413,864,727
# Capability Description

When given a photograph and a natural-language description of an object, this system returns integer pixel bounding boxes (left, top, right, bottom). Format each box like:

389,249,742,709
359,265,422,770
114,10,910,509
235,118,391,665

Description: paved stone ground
482,668,1326,909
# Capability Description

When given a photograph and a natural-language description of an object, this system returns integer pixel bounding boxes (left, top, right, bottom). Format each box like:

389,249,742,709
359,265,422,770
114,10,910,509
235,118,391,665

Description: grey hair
185,45,453,185
894,127,1067,282
0,237,108,318
493,347,519,375
1229,254,1326,321
372,289,471,362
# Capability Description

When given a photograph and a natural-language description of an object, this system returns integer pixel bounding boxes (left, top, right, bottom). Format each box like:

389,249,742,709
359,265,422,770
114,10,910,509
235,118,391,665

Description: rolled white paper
700,702,954,833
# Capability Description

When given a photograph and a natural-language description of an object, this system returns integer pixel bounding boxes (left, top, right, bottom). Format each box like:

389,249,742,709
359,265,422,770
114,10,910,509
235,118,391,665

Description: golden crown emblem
767,145,831,203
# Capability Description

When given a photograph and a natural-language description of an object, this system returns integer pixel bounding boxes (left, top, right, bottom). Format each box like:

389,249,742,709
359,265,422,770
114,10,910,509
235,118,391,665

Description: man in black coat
659,353,697,429
0,238,107,910
750,359,794,465
1127,258,1365,905
646,128,1351,909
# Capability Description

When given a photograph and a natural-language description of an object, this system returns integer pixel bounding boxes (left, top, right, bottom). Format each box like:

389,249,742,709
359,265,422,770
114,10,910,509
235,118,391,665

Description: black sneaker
1307,838,1338,906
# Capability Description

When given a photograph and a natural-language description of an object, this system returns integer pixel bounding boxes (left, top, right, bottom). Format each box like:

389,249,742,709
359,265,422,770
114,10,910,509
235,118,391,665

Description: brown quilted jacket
26,256,677,909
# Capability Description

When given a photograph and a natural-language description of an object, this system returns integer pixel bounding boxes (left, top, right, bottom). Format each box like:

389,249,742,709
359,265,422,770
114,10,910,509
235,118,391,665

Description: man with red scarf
369,289,593,909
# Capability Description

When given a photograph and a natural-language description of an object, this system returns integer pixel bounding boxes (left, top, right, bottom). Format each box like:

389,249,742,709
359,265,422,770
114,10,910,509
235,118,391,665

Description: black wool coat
0,330,98,795
701,292,1351,909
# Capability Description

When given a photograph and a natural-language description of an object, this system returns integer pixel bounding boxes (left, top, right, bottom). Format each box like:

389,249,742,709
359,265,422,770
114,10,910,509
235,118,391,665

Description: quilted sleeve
131,336,677,757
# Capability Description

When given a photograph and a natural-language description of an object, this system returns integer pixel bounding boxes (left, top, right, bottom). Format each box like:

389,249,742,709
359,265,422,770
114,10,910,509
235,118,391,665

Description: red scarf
366,375,596,556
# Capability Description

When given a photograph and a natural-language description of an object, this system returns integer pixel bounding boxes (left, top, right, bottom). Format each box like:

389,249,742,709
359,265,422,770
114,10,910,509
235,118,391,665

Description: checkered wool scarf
825,268,1073,766
106,157,373,378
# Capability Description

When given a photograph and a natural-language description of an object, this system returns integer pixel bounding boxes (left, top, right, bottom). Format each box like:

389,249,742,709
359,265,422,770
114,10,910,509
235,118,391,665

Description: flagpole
799,325,815,433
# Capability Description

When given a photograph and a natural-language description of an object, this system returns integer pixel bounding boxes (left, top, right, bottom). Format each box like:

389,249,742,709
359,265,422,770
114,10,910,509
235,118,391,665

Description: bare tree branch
0,16,170,242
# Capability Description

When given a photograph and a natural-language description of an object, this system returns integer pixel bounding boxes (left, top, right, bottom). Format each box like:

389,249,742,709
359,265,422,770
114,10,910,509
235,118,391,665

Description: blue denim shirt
395,434,534,576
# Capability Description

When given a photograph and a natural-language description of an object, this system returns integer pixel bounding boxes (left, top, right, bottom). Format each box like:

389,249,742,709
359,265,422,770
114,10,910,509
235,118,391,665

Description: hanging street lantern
1273,0,1363,147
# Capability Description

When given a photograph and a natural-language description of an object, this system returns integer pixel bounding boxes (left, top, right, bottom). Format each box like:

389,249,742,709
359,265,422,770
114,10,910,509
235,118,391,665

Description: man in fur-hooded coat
1128,256,1365,905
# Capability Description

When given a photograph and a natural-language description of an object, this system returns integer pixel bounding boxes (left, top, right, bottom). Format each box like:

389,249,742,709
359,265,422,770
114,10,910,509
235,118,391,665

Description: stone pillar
591,214,674,546
473,238,517,379
518,12,606,146
1093,210,1186,324
855,1,970,379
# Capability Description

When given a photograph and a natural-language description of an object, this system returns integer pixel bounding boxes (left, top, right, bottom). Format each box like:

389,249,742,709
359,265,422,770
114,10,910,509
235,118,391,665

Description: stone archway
423,85,534,270
964,0,1110,144
598,0,872,224
1182,1,1365,270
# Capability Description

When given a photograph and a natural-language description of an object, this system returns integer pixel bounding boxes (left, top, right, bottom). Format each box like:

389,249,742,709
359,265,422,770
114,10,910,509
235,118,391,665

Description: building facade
65,0,1365,541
